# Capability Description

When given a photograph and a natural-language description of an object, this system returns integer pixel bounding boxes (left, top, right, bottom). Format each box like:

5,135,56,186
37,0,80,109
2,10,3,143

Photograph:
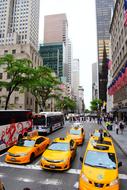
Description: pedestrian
115,122,119,135
119,121,124,134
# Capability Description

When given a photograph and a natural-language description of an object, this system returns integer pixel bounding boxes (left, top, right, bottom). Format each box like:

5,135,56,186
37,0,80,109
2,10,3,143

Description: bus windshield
33,115,46,125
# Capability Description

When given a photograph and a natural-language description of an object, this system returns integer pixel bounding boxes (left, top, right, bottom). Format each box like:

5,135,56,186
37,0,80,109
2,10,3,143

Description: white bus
0,110,32,151
33,112,64,134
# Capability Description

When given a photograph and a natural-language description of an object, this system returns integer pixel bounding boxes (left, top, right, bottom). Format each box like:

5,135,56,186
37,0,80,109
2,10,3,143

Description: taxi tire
30,153,35,163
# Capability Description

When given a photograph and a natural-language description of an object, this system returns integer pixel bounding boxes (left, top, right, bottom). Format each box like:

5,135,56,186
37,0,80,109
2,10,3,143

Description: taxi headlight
41,156,46,161
81,173,89,182
109,178,118,186
19,153,28,156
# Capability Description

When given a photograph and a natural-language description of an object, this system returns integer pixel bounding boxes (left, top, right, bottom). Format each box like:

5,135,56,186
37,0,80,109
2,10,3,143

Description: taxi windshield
17,139,35,147
70,129,81,135
93,131,108,137
84,150,116,169
48,142,69,151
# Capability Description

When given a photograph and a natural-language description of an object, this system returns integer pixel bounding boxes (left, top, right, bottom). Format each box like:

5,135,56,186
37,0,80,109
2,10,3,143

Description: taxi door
70,140,76,160
35,137,47,155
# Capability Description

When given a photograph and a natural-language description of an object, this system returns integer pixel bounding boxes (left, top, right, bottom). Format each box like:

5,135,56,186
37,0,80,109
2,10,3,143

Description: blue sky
39,0,97,109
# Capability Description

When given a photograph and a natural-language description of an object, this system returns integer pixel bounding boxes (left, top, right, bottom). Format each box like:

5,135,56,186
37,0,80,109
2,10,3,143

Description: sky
39,0,97,109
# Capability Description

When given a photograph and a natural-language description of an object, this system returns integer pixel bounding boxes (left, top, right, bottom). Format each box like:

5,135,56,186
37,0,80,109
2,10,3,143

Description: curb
103,124,127,157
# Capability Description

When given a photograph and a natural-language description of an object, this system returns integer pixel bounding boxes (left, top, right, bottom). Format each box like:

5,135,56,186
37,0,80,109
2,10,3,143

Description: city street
0,121,127,190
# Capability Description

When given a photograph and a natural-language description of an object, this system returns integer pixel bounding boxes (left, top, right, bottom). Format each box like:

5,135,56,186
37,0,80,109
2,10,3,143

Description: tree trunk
5,91,12,110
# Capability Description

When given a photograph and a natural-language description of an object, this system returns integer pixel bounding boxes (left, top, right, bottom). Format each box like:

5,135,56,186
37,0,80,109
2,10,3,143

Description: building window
26,97,29,105
30,98,33,105
4,50,8,54
12,49,16,54
0,73,2,79
14,97,19,104
7,73,11,79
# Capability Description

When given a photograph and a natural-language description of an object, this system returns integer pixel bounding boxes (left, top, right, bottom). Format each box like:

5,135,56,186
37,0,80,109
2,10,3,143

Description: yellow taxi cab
66,125,85,145
90,129,111,141
41,137,77,171
5,131,50,164
79,132,122,190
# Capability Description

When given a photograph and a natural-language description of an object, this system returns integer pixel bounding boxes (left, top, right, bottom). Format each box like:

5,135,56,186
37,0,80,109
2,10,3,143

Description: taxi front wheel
30,153,35,163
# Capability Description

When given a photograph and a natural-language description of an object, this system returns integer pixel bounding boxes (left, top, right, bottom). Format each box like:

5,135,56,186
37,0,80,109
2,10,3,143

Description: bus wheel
18,134,23,141
30,153,35,163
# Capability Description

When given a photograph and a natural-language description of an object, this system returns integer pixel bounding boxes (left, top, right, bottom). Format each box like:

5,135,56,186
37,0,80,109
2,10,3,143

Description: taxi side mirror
118,162,122,168
80,157,83,163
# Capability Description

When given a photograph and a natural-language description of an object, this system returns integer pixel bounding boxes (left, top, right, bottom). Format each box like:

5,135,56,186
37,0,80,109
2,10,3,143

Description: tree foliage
29,66,61,111
0,54,33,109
90,99,102,111
56,96,76,113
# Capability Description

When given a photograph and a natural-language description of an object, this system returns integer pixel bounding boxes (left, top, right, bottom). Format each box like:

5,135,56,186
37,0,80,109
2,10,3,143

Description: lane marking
0,162,127,180
119,174,127,180
73,182,79,188
66,168,81,174
39,178,62,185
35,160,40,166
0,152,7,158
17,177,34,183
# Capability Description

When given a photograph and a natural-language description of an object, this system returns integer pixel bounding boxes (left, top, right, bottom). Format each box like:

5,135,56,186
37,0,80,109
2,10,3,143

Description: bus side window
47,117,50,126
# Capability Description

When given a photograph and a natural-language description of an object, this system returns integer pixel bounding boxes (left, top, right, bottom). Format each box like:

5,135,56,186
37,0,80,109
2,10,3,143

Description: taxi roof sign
27,130,38,138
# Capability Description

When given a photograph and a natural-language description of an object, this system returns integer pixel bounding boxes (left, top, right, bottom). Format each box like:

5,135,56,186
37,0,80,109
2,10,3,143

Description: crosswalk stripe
0,161,127,180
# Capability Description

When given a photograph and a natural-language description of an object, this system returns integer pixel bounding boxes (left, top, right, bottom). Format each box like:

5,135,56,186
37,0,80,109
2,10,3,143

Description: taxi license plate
10,158,16,161
50,165,55,168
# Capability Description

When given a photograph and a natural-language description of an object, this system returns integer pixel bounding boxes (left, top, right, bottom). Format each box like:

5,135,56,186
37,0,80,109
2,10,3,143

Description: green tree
0,54,34,110
56,96,76,113
30,66,60,111
85,109,90,113
90,99,102,111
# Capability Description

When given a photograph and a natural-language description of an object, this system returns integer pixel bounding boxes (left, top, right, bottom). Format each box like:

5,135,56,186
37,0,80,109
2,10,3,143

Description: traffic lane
0,166,79,190
0,122,99,166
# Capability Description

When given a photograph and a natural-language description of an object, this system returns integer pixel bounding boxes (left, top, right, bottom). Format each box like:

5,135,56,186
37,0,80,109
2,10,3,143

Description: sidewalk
103,122,127,156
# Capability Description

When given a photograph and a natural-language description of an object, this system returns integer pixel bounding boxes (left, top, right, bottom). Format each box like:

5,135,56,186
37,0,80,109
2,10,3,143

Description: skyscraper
44,14,68,45
0,0,42,111
71,59,80,99
96,0,114,100
41,13,70,82
0,0,40,50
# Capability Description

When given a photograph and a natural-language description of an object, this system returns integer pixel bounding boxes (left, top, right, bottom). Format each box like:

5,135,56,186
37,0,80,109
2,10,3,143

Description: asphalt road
0,121,127,190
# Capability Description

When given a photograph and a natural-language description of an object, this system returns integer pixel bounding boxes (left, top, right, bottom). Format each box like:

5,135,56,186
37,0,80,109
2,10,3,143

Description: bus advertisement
33,112,64,134
0,110,32,151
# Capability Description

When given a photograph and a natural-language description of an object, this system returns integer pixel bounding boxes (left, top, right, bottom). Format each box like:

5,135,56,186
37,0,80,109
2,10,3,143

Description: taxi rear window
70,129,81,135
84,150,116,169
17,139,35,147
48,142,69,151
